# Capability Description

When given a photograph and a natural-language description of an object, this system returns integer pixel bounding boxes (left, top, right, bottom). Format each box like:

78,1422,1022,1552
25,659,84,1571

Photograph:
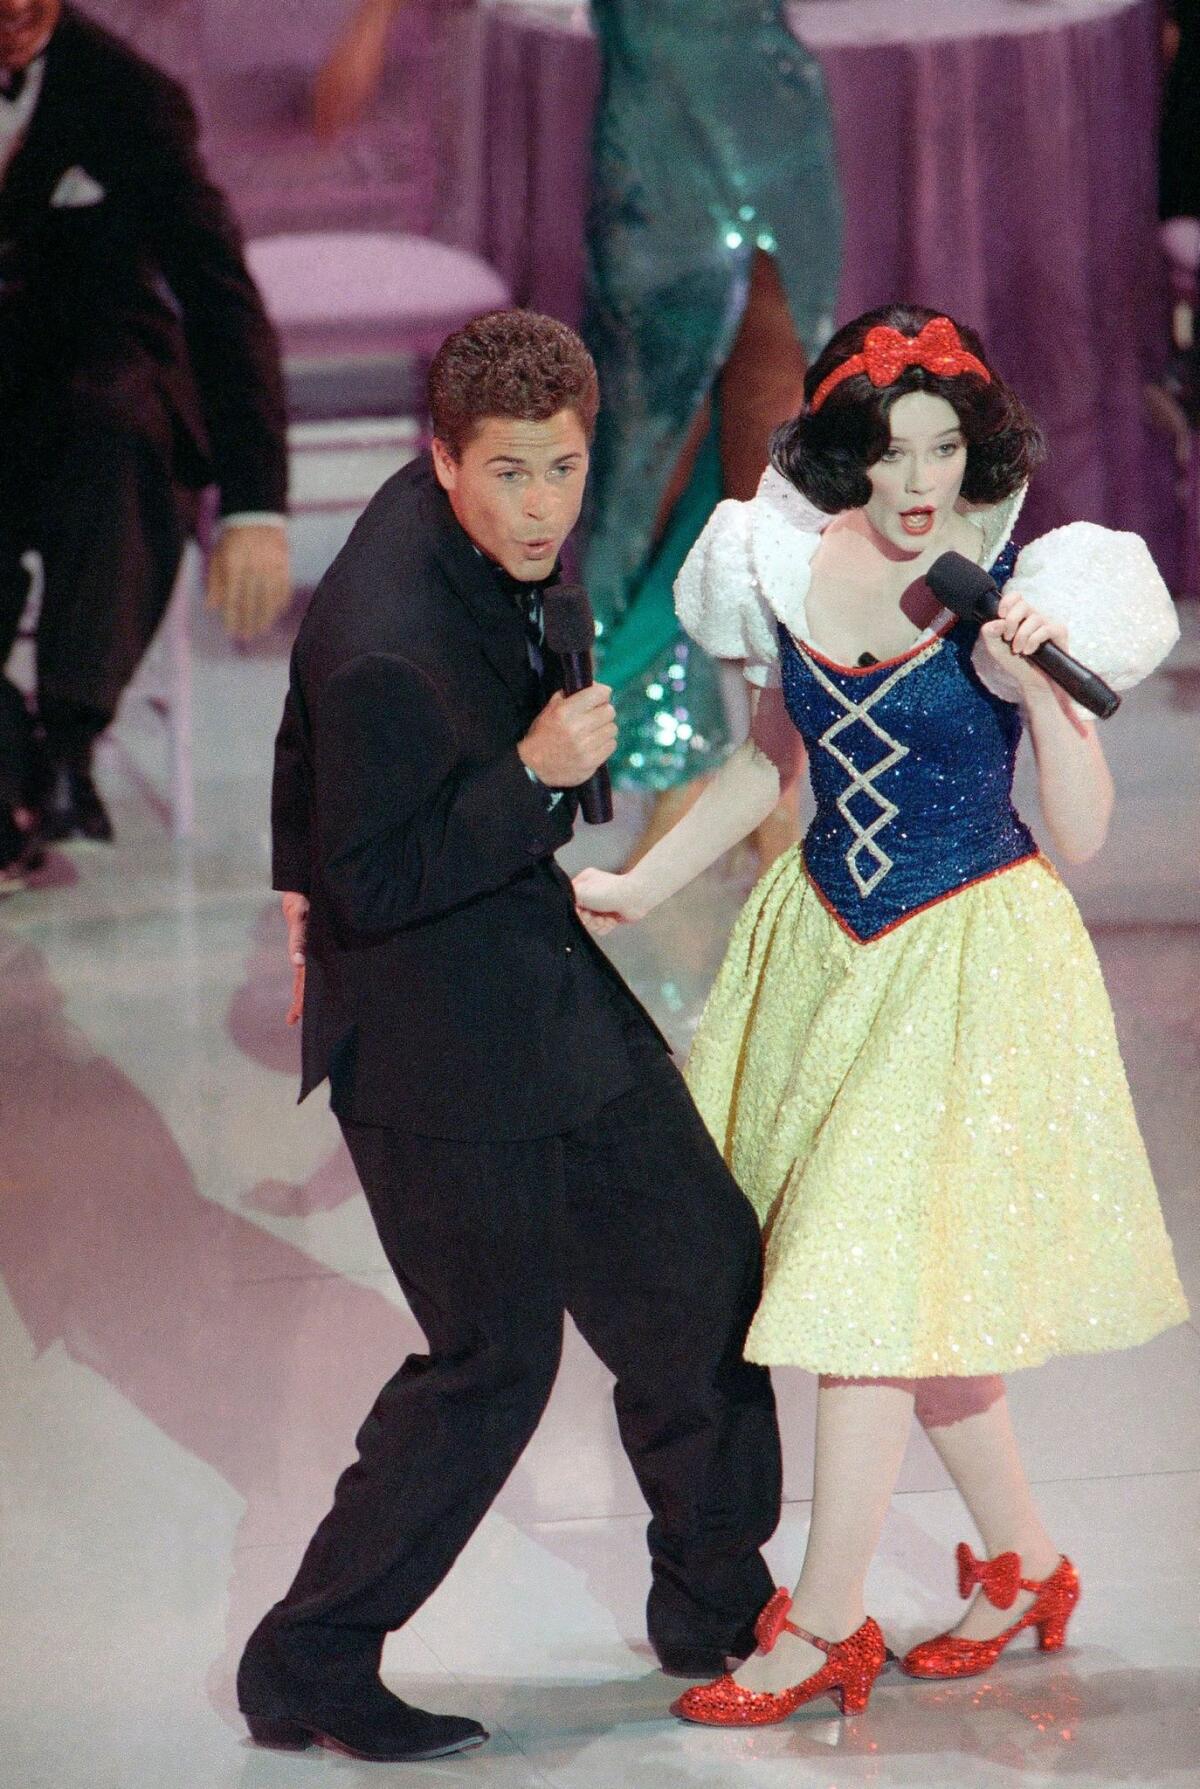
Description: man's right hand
281,891,309,1026
518,684,617,790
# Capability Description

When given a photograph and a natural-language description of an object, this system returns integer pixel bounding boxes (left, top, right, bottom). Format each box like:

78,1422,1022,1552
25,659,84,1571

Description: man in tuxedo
238,310,782,1762
0,0,289,879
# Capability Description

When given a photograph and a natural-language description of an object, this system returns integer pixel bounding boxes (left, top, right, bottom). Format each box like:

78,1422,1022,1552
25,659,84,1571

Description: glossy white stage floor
1,601,1198,1789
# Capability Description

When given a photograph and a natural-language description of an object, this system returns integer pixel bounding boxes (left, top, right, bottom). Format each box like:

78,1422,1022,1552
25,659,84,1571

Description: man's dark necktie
515,587,545,682
0,68,28,103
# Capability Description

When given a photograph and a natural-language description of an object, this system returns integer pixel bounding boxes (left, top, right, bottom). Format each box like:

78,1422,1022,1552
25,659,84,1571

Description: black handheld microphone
926,552,1120,720
542,584,614,825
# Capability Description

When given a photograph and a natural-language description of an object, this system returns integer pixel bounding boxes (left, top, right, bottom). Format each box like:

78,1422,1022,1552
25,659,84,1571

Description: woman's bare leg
734,1378,914,1693
718,252,807,869
653,396,713,538
718,251,808,500
628,253,809,867
915,1378,1061,1640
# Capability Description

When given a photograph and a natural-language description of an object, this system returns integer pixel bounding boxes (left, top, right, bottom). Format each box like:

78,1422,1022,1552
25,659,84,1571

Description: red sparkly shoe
671,1589,887,1726
902,1544,1080,1680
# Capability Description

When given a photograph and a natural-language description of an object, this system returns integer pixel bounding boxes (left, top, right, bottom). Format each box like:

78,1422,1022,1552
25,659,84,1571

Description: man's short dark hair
428,309,600,457
771,304,1046,513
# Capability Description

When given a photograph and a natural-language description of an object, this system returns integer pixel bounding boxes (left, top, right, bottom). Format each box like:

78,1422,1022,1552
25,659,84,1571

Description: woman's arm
980,590,1114,864
313,0,408,139
573,682,805,930
1021,683,1113,863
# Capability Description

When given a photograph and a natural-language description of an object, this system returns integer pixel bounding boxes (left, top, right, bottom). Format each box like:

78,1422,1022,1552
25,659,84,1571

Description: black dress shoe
655,1625,756,1679
238,1621,488,1762
655,1646,732,1679
242,1690,488,1761
0,809,45,891
38,764,114,843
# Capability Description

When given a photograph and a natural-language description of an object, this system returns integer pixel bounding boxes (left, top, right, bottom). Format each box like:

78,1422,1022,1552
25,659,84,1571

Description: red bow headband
809,316,991,413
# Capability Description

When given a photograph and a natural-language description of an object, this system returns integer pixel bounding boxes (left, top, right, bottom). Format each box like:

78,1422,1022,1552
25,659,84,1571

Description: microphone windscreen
542,585,597,656
926,551,1001,622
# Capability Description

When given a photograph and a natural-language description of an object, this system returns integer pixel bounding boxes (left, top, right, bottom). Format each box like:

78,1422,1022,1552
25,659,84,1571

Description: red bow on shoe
754,1588,800,1653
809,316,992,411
956,1542,1021,1610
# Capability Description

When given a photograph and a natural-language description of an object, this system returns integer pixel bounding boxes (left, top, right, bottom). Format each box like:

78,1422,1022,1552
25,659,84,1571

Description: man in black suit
0,0,289,879
238,311,782,1762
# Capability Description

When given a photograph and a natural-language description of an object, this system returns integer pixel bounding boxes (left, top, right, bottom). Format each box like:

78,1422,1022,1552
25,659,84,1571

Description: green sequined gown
582,0,841,788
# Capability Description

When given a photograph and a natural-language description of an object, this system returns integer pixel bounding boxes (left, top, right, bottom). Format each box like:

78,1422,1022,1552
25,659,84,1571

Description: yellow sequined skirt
684,851,1189,1376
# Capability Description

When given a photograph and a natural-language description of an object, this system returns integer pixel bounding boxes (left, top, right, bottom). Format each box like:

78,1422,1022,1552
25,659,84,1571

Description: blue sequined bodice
778,547,1037,942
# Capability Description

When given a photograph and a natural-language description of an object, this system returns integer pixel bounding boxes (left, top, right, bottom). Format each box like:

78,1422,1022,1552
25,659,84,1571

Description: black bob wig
771,304,1046,515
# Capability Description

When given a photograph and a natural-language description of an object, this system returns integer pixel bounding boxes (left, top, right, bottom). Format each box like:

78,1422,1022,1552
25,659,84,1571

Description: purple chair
245,230,510,587
71,3,513,593
245,229,511,362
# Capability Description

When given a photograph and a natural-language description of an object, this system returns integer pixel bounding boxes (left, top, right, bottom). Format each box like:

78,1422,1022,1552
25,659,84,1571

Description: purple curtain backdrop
476,0,1181,576
67,0,1182,573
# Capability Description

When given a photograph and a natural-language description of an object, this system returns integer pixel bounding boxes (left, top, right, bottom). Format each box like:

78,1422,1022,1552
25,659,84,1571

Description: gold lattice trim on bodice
794,639,943,897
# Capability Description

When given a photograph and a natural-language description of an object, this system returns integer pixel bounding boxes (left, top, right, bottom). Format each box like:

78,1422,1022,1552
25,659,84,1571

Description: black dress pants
264,1024,781,1681
0,352,192,803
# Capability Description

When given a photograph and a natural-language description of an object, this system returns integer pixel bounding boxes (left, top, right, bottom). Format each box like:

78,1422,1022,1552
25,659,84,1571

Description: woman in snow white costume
573,306,1189,1725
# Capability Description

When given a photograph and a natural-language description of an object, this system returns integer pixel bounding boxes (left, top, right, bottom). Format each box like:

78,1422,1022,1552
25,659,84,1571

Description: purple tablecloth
478,0,1180,575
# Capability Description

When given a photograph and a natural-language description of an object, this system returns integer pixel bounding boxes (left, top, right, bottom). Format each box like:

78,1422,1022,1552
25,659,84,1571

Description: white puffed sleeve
972,521,1180,711
674,499,781,687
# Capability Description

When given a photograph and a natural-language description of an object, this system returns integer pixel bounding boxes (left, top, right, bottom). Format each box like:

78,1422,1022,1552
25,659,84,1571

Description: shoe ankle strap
781,1621,833,1655
754,1589,834,1656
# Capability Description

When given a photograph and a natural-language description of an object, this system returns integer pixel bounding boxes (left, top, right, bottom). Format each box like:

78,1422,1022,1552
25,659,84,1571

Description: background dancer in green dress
581,0,840,865
313,0,842,865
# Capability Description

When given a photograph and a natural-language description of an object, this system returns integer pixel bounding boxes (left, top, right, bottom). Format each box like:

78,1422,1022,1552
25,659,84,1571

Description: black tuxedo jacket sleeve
271,456,662,1141
0,7,287,515
314,651,574,937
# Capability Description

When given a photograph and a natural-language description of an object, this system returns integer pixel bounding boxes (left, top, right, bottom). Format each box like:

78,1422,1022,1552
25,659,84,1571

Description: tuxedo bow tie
0,67,28,103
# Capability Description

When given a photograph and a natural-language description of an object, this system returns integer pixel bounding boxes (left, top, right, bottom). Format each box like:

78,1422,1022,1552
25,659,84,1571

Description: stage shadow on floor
284,1657,1199,1785
0,927,428,1711
0,923,667,1733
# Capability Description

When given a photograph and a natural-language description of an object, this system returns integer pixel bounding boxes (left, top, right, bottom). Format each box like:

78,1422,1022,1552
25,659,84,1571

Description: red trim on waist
801,848,1049,945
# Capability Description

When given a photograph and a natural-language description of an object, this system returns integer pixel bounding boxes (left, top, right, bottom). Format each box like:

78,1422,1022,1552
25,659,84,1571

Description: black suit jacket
272,455,665,1141
0,6,287,515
